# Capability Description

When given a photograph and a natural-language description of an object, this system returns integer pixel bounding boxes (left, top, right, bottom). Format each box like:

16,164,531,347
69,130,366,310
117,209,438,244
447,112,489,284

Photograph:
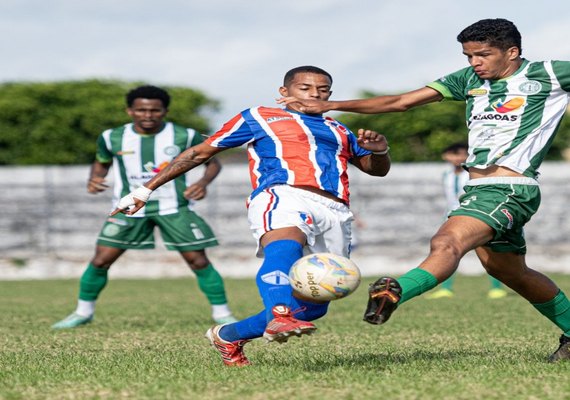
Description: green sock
78,263,108,301
194,264,228,305
489,276,503,289
441,274,455,291
532,290,570,335
398,268,439,304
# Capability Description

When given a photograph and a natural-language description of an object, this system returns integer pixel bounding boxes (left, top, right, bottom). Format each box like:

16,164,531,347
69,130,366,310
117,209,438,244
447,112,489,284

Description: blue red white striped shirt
206,107,371,204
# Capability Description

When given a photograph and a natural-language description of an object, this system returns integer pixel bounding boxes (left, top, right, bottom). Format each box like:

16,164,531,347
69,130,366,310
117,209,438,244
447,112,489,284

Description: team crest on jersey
163,145,181,157
324,118,348,134
267,116,295,123
144,161,170,173
518,80,542,95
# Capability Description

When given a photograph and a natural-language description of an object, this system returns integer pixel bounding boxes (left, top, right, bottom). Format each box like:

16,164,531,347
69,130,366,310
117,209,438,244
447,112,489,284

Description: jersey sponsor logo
117,150,135,155
468,88,488,96
260,270,291,285
491,97,525,113
143,161,170,173
472,114,519,122
163,145,181,157
266,116,295,123
500,208,514,229
518,80,542,95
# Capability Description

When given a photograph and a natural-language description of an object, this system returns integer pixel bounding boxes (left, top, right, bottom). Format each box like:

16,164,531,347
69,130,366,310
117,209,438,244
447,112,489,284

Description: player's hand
356,129,389,154
184,183,207,200
109,186,152,216
87,177,109,194
276,97,330,114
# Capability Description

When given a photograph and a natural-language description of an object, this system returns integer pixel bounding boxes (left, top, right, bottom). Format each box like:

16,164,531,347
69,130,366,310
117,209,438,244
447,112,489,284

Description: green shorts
449,177,540,254
97,208,218,251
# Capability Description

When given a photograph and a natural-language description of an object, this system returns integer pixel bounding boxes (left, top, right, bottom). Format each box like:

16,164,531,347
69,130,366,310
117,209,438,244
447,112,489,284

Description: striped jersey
205,107,372,204
428,59,570,178
96,122,204,217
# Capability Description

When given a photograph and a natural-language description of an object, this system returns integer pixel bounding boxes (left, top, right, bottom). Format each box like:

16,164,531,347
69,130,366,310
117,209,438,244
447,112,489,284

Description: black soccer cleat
548,334,570,362
363,276,402,325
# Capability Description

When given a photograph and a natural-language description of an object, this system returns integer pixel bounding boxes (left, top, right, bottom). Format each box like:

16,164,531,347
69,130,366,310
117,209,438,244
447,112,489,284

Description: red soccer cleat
205,325,251,367
263,305,317,343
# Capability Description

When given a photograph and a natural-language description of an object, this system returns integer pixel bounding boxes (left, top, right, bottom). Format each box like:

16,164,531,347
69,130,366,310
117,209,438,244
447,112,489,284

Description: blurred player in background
52,85,237,329
110,66,391,366
279,19,570,362
427,142,507,299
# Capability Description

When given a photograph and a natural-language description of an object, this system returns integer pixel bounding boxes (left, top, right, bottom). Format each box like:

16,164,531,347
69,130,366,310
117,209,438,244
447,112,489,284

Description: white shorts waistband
465,177,539,186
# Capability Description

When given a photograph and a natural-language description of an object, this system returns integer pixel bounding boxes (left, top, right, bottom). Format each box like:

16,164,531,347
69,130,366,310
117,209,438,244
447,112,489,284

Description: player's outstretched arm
111,142,223,215
278,87,442,114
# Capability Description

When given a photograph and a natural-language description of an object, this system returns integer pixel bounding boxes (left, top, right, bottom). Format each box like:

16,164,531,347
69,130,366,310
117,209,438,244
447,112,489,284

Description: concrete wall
2,162,570,278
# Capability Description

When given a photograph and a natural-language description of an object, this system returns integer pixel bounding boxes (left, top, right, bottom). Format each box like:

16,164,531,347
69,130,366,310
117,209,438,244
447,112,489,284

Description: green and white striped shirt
96,122,204,217
428,59,570,178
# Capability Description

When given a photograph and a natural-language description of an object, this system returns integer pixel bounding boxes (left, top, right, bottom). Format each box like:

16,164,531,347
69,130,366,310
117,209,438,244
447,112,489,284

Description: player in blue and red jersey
111,66,391,366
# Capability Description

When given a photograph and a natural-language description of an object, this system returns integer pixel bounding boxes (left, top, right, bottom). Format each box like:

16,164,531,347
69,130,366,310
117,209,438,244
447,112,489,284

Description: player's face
442,150,468,167
279,72,332,103
127,98,168,134
462,41,520,80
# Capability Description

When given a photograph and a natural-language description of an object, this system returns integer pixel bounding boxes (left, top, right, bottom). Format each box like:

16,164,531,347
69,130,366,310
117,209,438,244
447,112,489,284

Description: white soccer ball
289,253,361,302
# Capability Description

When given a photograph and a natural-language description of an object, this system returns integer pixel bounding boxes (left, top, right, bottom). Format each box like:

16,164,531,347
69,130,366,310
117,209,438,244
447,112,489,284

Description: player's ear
126,107,134,117
279,86,288,97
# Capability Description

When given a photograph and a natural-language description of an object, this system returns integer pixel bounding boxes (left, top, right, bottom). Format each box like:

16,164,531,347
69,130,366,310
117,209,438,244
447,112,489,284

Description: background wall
2,162,570,279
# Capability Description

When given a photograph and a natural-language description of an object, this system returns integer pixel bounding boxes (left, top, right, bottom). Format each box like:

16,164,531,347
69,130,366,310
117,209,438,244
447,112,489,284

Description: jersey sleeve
552,61,570,92
426,67,473,101
205,111,254,148
95,131,113,163
346,128,373,158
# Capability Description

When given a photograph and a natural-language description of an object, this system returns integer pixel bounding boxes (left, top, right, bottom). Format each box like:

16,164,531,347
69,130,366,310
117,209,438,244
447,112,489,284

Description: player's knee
184,252,210,270
90,258,113,269
430,233,462,259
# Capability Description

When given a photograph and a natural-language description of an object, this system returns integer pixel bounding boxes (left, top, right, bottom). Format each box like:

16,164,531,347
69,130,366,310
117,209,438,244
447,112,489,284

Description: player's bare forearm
87,161,111,193
145,142,222,191
201,157,222,185
278,87,442,114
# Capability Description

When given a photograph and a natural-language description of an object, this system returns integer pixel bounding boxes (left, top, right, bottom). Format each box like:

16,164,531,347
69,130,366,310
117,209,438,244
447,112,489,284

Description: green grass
1,276,570,400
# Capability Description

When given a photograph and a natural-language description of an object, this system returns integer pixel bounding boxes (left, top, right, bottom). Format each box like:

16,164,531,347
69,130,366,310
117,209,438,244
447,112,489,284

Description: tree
337,91,570,161
0,80,219,165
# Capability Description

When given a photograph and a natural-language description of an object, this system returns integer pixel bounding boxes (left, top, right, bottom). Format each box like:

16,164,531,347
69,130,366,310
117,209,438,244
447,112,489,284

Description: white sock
211,304,232,319
75,300,96,317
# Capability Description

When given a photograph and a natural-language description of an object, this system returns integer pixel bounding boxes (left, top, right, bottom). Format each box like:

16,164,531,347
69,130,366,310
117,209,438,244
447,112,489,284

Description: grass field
1,275,570,400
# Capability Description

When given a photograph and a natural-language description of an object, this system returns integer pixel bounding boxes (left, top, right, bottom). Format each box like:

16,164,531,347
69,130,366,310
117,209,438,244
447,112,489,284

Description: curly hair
457,18,522,55
126,85,171,108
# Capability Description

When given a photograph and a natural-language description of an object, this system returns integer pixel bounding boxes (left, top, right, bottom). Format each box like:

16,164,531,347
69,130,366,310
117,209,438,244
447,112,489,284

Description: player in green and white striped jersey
52,85,237,329
279,18,570,361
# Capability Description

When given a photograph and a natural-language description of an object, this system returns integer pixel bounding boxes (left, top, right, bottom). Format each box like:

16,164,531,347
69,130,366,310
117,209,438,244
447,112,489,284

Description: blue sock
290,296,330,321
219,297,330,342
255,240,304,320
219,311,266,341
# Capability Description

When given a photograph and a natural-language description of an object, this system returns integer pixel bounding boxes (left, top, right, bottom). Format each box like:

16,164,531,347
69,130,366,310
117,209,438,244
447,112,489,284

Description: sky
2,0,570,128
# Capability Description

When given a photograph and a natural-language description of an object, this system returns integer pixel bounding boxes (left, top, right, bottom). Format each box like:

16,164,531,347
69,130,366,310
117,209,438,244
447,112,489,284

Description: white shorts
247,185,354,258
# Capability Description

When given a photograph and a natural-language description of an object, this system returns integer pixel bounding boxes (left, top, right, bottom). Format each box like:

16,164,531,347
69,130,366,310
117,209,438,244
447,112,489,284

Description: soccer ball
289,253,361,302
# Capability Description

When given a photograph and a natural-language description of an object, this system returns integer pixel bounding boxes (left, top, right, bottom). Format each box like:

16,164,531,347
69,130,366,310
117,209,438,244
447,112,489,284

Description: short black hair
126,85,171,108
283,66,333,87
442,142,469,154
457,18,522,54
